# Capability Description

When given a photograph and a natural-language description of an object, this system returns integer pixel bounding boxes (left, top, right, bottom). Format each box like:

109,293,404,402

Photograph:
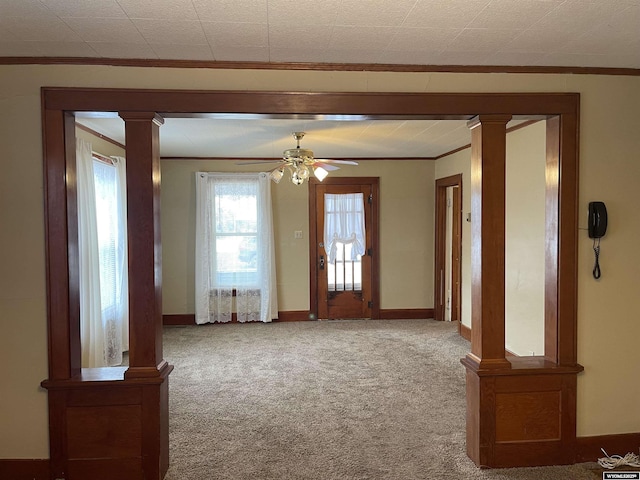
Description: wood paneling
0,460,50,480
495,391,561,442
67,458,143,480
67,405,142,458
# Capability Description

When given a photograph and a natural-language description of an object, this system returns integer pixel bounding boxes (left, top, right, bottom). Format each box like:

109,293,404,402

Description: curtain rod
92,151,115,165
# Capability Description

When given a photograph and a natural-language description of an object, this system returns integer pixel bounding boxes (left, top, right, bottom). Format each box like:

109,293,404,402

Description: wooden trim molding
42,88,580,472
434,174,463,322
0,459,50,480
163,310,433,324
76,123,126,150
161,156,437,161
459,322,471,341
276,311,312,322
379,308,434,319
4,56,640,76
576,432,640,463
162,314,195,325
162,311,313,325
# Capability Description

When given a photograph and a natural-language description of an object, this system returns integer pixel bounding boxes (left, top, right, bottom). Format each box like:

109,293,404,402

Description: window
195,172,278,323
212,181,259,287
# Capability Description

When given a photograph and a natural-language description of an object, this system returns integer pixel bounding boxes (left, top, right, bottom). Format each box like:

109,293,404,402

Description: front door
310,178,378,320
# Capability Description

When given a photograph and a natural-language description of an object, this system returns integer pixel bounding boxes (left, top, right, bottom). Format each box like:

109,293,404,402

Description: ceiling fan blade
314,163,340,171
235,160,284,166
315,159,359,165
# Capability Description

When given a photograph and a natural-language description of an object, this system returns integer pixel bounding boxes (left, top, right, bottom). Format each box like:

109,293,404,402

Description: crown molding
2,56,640,76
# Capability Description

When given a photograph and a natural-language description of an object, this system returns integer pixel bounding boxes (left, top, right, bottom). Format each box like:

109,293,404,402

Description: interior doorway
434,174,462,325
42,89,580,475
309,178,379,320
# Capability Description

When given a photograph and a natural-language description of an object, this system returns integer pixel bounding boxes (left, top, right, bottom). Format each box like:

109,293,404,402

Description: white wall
1,65,640,457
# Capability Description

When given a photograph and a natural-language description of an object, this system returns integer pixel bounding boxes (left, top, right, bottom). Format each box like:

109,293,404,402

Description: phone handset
588,201,607,279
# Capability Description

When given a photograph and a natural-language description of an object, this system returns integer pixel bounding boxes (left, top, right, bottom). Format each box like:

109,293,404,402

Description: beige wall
435,122,554,356
161,159,435,314
505,122,546,356
434,147,472,329
1,65,640,458
76,128,126,158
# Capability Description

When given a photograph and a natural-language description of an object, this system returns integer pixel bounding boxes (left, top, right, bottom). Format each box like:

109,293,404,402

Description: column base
462,356,583,468
42,363,173,480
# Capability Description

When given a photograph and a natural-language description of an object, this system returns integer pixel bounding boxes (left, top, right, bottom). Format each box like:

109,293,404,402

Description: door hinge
368,193,373,204
367,248,373,256
368,301,374,308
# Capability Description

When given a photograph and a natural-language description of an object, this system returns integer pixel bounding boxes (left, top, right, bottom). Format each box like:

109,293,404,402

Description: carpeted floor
163,319,599,479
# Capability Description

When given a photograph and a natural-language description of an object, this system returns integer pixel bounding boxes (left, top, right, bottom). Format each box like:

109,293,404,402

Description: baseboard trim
276,311,312,322
459,322,471,341
0,459,50,480
163,314,195,325
165,310,436,324
576,432,640,463
378,308,434,320
163,311,313,325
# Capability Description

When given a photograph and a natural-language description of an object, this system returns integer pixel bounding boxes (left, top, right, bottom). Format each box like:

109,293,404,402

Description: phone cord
592,238,601,279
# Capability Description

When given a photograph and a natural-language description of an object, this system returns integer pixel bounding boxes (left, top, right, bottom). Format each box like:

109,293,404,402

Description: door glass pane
327,242,362,292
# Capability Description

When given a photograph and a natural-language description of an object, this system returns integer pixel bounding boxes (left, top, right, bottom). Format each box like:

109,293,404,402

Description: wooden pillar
119,112,167,378
466,114,512,369
461,114,583,468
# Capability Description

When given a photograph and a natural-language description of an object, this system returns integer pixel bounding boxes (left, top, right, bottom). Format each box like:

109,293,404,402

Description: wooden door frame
308,177,380,320
434,174,463,324
41,88,580,472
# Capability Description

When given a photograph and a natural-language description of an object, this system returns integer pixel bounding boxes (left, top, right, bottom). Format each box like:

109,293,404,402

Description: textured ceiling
77,117,532,159
1,0,639,69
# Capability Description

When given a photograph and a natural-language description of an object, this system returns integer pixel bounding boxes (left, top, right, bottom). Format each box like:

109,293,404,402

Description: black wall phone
588,201,608,239
588,201,607,279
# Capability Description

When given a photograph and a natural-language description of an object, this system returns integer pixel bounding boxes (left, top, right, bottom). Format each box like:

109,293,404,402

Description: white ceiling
1,0,639,69
13,0,631,158
79,116,500,159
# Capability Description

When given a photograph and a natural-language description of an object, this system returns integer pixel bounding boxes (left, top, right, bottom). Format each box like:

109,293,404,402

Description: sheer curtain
195,172,277,324
324,193,366,263
77,139,129,367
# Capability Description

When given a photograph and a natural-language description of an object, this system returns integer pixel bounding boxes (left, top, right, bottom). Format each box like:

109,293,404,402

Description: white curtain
195,172,277,324
324,193,366,263
77,139,129,367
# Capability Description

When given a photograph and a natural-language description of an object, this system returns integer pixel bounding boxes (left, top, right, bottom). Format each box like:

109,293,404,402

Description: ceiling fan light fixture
314,166,329,181
269,166,284,183
296,164,310,180
291,170,304,185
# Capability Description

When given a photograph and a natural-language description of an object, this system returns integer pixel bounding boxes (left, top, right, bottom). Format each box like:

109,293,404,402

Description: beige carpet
163,319,599,479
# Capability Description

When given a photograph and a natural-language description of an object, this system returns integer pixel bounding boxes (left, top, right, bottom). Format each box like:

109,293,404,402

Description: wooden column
466,114,512,369
461,114,583,468
119,112,168,378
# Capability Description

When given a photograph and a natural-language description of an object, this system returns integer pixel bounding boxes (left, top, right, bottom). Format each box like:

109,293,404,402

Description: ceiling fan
236,132,358,185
